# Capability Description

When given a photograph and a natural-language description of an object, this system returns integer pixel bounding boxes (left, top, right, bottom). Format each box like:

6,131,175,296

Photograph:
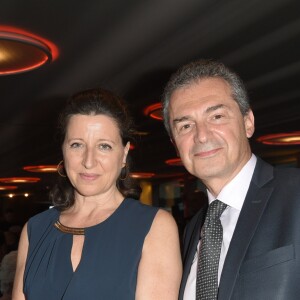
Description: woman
13,88,182,299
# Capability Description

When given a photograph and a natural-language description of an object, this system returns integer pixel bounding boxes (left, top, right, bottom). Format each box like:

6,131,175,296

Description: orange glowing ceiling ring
0,177,41,183
257,131,300,145
165,158,182,166
143,103,163,120
23,165,58,173
0,25,59,75
130,172,155,179
0,185,18,190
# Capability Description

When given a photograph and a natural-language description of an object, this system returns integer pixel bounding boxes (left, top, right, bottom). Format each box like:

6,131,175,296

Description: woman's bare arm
136,209,182,299
12,223,28,300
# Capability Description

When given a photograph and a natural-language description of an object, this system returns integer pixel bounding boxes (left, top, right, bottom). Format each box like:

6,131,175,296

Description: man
162,59,300,300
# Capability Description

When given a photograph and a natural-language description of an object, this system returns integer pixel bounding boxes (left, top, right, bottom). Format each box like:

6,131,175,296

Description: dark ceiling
0,0,300,199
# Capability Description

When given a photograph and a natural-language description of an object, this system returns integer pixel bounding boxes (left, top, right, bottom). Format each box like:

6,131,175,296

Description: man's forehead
170,78,235,108
172,104,233,124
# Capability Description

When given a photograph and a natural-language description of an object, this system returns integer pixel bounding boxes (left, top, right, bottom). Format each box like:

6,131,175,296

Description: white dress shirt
183,154,257,300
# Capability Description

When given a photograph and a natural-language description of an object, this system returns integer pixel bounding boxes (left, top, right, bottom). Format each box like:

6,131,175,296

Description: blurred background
0,0,300,238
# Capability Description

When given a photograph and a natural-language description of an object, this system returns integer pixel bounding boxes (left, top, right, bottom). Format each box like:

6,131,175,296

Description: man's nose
194,122,210,144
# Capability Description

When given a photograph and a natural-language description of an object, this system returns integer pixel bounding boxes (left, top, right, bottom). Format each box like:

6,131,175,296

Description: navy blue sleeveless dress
23,198,159,300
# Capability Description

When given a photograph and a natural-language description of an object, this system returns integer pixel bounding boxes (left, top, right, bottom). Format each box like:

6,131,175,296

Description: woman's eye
99,143,112,150
70,142,82,148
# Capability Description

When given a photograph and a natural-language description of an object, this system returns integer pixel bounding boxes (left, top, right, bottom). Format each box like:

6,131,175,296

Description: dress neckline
54,220,85,235
54,198,129,234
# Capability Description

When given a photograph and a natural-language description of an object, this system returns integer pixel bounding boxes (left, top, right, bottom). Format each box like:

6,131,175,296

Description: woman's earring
57,160,67,177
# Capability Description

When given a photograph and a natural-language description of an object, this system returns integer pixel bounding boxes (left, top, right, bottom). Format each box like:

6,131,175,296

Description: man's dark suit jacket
180,157,300,300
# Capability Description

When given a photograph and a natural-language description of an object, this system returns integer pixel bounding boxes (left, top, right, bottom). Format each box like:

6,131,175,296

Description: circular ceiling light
0,177,40,183
143,103,163,120
0,185,18,190
23,165,58,173
165,158,182,166
154,172,186,179
0,25,59,75
257,131,300,145
130,172,155,179
133,131,149,136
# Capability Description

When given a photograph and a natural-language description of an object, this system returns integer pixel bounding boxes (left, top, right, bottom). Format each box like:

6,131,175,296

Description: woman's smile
79,173,100,181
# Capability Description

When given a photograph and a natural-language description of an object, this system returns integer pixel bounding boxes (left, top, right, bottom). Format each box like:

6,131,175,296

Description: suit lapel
218,158,274,300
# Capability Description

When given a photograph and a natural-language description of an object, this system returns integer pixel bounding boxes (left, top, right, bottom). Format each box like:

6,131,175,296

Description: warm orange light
257,131,300,145
133,131,149,136
0,177,40,183
23,165,57,173
143,103,163,120
154,172,186,179
165,158,182,166
0,185,18,191
0,25,59,59
0,25,59,75
130,172,155,179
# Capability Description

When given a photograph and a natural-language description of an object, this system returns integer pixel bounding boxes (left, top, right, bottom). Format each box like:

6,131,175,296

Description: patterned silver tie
196,200,227,300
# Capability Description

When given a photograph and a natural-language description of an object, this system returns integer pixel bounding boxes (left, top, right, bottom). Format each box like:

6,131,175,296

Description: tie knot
206,199,227,222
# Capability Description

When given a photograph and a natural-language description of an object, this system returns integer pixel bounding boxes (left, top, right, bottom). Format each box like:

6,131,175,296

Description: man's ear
244,109,255,138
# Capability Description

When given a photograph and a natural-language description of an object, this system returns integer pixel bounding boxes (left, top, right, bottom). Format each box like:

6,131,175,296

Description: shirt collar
207,154,257,210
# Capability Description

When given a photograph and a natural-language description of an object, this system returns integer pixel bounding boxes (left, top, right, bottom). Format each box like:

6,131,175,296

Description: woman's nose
82,148,97,169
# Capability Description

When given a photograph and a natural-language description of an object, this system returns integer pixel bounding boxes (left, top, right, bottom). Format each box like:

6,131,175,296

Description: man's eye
213,114,223,120
176,123,193,136
180,124,191,131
